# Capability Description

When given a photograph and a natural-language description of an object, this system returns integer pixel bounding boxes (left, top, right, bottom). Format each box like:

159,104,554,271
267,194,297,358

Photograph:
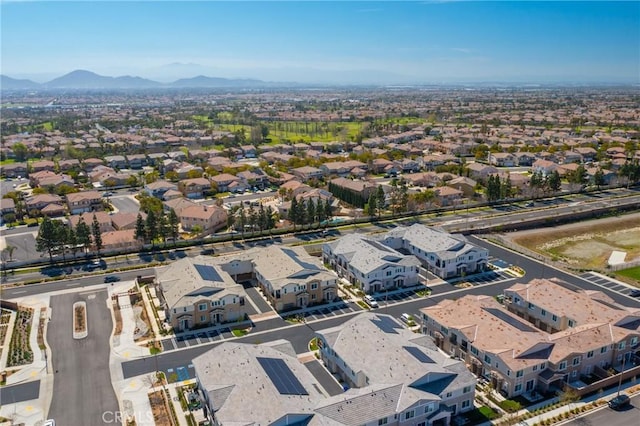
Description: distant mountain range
0,69,287,90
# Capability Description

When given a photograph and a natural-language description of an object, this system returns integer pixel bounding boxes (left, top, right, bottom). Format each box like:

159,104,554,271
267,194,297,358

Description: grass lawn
309,338,319,351
0,159,15,166
616,266,640,283
231,328,248,337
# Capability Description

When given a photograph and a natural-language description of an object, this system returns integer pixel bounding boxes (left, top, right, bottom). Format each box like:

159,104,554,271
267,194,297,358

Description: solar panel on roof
257,357,308,396
194,264,222,282
403,346,435,363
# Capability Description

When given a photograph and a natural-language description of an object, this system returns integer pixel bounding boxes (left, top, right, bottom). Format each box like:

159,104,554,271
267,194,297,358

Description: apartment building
421,278,640,398
214,245,338,312
323,233,420,294
315,313,477,424
192,340,325,425
157,256,249,332
382,224,488,279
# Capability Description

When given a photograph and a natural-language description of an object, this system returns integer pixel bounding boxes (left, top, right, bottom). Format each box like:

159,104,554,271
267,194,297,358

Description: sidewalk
0,298,51,426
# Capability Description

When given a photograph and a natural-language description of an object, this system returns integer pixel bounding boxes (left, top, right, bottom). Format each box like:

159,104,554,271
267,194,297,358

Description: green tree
168,208,180,244
593,169,605,189
91,214,103,255
75,218,91,256
134,213,146,243
36,216,58,262
366,192,377,217
145,210,158,246
12,142,28,161
306,199,316,224
546,170,562,193
376,185,386,217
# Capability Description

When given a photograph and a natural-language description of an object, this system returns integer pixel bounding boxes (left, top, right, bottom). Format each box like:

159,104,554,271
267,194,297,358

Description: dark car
608,394,630,410
104,275,121,283
629,289,640,298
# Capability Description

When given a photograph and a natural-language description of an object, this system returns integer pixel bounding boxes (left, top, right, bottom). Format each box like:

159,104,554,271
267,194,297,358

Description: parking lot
161,327,235,351
579,272,640,298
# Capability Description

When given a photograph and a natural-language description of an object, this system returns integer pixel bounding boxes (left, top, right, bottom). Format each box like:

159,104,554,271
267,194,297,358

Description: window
516,370,524,378
311,294,317,300
552,314,558,321
311,283,318,290
515,384,522,392
484,354,492,364
572,356,581,366
541,309,547,316
404,410,415,420
533,365,538,372
200,315,206,322
632,337,638,346
378,419,388,426
464,386,472,394
559,361,567,371
600,346,608,354
462,400,471,409
386,270,392,276
446,392,452,398
568,320,575,327
587,350,594,359
198,303,207,311
528,302,535,310
470,345,478,355
618,341,626,350
540,362,546,370
507,370,511,377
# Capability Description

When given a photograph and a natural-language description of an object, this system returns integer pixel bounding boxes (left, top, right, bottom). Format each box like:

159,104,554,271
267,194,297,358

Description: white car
363,295,379,308
44,420,55,426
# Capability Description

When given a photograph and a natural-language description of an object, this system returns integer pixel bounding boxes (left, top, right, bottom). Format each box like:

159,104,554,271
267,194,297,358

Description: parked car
104,275,121,283
44,419,56,426
363,295,379,308
629,289,640,298
400,313,414,325
608,394,630,410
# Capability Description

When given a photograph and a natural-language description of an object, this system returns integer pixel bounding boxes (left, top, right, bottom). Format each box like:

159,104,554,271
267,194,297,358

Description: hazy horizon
2,1,639,85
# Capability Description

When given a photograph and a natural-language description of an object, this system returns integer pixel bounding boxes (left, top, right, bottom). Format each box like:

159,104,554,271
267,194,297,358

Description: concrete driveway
47,290,118,425
109,195,140,213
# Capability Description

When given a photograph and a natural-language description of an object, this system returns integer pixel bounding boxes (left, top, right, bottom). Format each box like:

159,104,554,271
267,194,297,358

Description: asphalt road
47,290,118,425
2,268,157,299
567,393,640,426
0,178,29,197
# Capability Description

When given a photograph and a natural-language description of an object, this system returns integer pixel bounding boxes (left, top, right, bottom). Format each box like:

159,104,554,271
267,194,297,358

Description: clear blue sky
1,1,639,84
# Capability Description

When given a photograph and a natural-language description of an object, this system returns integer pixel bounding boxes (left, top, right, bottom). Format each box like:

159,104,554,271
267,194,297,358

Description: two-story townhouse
489,153,516,167
178,205,228,234
57,159,81,172
2,162,28,178
532,159,560,176
157,257,249,331
291,166,324,181
65,191,103,214
210,173,240,193
0,198,16,223
104,155,127,169
435,186,463,207
382,224,488,279
178,177,212,199
25,194,63,214
68,211,113,233
30,160,56,173
143,180,178,199
323,233,420,294
126,154,147,169
236,169,269,190
315,313,477,424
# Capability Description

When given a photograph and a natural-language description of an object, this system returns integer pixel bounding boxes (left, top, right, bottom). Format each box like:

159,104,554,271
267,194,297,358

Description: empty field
511,214,640,271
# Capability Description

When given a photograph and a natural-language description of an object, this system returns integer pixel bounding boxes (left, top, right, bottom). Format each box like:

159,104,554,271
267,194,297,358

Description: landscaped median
72,301,88,339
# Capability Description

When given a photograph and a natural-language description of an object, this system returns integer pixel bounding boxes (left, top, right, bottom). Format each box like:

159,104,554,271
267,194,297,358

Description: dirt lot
508,213,640,270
